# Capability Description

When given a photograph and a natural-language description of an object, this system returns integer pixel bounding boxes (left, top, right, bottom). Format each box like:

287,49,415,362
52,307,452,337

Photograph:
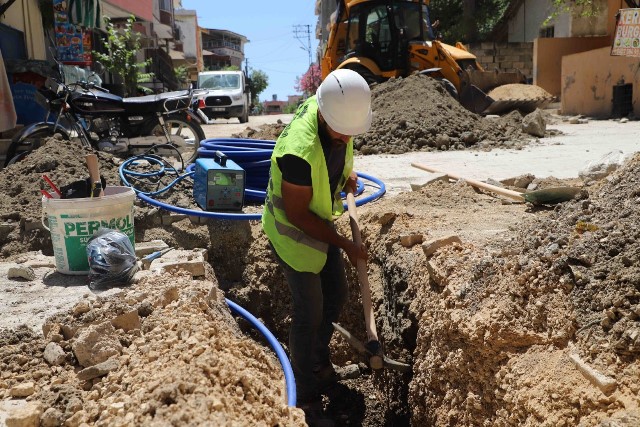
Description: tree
248,69,268,106
295,63,321,97
94,15,152,96
174,65,189,89
430,0,511,43
546,0,601,23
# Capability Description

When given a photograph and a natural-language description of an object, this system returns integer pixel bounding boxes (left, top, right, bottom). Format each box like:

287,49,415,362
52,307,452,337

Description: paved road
206,115,640,196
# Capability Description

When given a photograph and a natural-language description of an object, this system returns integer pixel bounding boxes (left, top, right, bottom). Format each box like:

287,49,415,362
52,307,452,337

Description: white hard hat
316,69,372,135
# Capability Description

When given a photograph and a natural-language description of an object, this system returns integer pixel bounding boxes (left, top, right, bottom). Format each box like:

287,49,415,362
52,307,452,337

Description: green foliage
174,65,189,87
223,65,241,71
283,103,298,114
430,0,511,43
248,69,268,105
545,0,601,25
94,15,153,96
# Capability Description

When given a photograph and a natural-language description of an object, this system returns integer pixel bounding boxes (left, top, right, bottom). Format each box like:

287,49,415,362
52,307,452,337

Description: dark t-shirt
277,130,347,196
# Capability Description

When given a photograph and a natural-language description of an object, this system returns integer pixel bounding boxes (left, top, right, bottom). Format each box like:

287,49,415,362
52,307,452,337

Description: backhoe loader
321,0,552,114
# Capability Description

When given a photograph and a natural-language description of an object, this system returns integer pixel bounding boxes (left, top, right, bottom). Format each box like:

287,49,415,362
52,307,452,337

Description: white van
197,70,251,123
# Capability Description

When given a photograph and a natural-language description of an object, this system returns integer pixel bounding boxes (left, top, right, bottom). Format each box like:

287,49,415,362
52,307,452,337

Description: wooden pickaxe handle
85,154,104,197
346,191,384,370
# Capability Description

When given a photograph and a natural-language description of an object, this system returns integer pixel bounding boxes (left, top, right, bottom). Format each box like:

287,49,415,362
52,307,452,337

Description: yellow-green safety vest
262,96,353,273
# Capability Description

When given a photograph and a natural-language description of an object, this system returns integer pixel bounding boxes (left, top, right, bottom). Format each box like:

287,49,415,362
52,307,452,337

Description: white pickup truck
197,70,251,123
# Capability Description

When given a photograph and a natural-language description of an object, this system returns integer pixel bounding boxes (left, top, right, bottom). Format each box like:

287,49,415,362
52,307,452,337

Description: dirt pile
232,75,535,155
0,271,305,426
231,120,287,141
354,74,532,154
401,154,640,425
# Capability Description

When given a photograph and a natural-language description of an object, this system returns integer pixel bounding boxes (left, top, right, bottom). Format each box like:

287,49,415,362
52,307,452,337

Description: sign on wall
612,8,640,57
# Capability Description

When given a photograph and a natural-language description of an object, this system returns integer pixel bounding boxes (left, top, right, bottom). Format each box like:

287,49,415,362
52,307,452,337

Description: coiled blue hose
225,298,296,407
122,138,386,220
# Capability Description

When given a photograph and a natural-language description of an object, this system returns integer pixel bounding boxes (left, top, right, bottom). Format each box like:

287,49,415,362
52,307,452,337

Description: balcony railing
203,40,241,51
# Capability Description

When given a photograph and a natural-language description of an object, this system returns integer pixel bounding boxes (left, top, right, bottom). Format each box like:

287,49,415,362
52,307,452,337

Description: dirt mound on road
354,74,531,154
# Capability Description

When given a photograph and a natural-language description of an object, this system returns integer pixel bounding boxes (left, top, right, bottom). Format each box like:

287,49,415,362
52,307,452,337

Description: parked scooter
4,60,206,167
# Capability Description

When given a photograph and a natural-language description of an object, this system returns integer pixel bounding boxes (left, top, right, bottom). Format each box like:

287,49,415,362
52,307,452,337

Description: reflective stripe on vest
266,200,329,253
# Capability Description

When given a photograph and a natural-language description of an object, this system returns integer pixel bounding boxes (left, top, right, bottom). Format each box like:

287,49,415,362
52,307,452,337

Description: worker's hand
344,171,358,194
344,240,368,268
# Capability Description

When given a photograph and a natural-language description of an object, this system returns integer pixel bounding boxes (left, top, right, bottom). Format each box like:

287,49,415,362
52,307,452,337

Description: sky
181,0,320,102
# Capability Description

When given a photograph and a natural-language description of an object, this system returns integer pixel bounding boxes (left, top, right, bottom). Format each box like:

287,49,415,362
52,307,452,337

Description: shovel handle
346,191,383,370
411,162,525,202
85,154,104,197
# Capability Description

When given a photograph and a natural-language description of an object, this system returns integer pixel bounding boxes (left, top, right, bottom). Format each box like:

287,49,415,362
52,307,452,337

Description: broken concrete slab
400,233,424,248
134,240,169,258
7,265,36,281
149,249,208,278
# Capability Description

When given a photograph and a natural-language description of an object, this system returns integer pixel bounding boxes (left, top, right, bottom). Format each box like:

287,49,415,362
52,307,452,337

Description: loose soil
234,74,545,155
1,95,639,425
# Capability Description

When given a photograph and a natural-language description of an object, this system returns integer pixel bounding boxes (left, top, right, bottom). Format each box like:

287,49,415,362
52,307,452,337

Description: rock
150,249,208,278
40,407,63,427
10,382,35,397
77,358,120,382
522,108,546,137
72,321,123,368
422,235,462,258
579,150,626,181
72,301,91,316
501,173,535,189
5,401,42,427
410,173,449,191
400,233,424,248
43,342,66,366
7,265,36,281
111,310,141,332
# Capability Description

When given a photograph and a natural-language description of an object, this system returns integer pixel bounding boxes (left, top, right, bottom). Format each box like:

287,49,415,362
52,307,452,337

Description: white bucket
42,186,136,275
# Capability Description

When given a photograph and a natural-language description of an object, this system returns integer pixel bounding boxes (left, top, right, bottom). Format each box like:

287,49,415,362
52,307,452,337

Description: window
159,0,171,11
539,26,554,38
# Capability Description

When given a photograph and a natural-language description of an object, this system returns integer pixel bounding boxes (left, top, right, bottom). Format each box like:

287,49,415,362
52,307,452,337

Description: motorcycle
4,61,207,168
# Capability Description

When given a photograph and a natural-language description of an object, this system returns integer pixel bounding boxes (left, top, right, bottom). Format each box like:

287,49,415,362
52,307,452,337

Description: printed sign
612,8,640,57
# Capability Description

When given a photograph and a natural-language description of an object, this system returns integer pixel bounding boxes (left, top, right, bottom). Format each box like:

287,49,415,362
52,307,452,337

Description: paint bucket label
43,186,136,275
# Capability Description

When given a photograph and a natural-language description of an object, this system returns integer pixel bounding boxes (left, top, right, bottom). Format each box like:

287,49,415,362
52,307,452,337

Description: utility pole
245,57,249,76
293,24,312,68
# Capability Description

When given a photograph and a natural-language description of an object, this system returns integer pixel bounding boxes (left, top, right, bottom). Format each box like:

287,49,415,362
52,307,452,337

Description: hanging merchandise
53,0,93,65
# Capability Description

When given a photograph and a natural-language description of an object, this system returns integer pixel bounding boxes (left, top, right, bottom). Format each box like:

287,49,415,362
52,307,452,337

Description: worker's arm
281,179,367,267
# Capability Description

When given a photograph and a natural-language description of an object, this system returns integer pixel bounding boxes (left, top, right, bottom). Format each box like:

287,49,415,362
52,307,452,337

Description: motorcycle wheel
148,116,205,165
4,129,62,167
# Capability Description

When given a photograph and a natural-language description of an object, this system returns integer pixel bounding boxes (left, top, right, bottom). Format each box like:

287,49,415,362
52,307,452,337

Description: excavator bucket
468,68,528,92
459,84,495,115
466,69,555,115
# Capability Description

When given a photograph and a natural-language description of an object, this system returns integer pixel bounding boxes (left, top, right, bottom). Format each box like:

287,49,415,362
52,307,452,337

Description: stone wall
468,42,533,81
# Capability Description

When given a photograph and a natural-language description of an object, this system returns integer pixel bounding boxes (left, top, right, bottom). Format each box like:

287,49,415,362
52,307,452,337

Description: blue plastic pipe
225,298,296,407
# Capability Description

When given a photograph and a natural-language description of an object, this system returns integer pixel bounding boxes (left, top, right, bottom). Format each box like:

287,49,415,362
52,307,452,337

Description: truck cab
197,70,251,123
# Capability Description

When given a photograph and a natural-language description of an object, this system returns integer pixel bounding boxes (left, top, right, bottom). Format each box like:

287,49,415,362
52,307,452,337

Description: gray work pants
273,244,348,402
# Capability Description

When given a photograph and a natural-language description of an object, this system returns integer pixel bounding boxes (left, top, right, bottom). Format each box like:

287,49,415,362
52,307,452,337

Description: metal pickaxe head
333,322,411,373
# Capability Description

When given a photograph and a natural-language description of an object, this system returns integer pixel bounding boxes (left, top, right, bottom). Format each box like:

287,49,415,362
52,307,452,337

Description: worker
261,69,372,426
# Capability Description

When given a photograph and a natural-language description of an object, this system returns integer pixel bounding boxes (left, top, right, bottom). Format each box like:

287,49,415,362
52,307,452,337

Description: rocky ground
1,74,638,426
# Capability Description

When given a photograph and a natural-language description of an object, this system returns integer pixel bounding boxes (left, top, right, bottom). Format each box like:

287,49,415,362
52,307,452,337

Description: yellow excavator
321,0,552,114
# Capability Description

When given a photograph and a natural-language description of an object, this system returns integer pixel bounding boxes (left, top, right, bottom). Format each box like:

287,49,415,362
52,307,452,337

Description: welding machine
193,151,245,211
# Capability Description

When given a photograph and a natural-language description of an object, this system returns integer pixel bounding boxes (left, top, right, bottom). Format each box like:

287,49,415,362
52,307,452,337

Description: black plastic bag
86,228,138,290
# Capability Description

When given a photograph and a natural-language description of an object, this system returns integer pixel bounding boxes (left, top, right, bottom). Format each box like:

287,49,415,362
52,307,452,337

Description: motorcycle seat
123,90,191,104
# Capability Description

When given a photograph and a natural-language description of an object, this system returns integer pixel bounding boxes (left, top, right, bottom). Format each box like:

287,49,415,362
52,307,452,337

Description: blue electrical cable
225,298,296,407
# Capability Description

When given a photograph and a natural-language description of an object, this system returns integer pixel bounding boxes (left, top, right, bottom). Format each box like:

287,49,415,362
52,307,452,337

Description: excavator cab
322,0,552,114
